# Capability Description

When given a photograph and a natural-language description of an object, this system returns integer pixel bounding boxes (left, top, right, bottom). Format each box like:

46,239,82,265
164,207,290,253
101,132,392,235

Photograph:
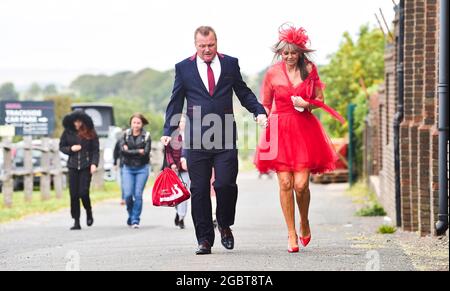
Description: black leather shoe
219,226,234,250
86,210,94,227
196,241,212,255
70,220,81,231
174,214,180,227
179,219,185,229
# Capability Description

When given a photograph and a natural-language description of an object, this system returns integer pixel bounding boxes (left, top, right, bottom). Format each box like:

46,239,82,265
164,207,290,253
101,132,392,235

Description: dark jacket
113,139,122,167
120,128,152,168
163,54,267,150
164,131,187,173
59,111,100,170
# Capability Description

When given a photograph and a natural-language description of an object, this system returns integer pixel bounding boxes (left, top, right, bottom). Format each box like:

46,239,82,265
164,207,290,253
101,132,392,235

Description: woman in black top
60,111,99,230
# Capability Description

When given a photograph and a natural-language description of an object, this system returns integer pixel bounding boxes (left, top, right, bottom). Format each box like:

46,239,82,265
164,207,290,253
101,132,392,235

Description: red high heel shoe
300,221,312,247
288,232,299,253
299,235,312,247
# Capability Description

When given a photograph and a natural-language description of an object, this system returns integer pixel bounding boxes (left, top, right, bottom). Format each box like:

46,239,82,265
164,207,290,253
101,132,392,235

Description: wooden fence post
151,143,164,176
23,136,34,202
92,147,105,190
2,137,14,208
40,138,51,200
51,139,64,199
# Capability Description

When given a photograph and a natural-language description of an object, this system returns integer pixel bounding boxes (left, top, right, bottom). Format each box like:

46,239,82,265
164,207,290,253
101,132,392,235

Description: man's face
195,32,217,63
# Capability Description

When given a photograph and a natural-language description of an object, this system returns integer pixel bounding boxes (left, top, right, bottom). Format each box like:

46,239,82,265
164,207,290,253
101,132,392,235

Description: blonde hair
272,40,315,80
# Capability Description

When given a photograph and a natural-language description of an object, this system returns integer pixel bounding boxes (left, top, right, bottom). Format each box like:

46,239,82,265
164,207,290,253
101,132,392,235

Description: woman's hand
256,114,268,128
90,164,97,175
71,145,82,152
291,96,310,110
171,164,178,172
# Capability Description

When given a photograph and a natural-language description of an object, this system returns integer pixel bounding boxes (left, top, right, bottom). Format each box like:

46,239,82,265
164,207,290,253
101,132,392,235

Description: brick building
365,0,446,237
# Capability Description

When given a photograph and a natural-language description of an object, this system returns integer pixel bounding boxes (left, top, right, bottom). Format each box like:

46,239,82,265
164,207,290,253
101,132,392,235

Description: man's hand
161,136,172,146
138,149,145,155
123,145,129,151
180,157,188,171
90,164,97,175
256,114,268,128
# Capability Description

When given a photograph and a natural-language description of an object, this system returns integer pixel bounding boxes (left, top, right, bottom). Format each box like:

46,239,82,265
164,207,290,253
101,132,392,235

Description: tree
44,95,73,138
0,82,19,101
43,84,58,96
100,96,164,140
26,83,42,99
320,24,385,175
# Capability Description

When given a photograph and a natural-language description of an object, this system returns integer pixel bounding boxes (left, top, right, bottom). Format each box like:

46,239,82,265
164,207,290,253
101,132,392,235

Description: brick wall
367,0,440,236
378,43,397,222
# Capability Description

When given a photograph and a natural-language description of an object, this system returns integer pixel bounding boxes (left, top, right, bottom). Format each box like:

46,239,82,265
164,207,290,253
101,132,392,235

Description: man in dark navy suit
161,26,268,255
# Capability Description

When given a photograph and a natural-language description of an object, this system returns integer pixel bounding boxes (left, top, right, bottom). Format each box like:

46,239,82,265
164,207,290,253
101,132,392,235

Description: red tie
206,61,215,96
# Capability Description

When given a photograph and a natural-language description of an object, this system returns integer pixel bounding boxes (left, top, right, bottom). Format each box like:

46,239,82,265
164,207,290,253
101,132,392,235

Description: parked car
12,141,43,190
10,140,67,191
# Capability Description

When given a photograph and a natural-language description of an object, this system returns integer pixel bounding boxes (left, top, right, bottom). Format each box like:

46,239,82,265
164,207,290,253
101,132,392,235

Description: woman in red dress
254,24,345,253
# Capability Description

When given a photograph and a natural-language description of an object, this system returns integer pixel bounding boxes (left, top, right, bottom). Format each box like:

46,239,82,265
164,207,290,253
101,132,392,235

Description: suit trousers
186,149,239,246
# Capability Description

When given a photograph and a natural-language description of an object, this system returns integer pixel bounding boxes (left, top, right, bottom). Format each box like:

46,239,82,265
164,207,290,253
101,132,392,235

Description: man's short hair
195,26,217,41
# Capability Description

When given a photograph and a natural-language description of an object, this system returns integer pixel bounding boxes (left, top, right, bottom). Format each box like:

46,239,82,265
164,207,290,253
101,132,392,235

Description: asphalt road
0,172,424,271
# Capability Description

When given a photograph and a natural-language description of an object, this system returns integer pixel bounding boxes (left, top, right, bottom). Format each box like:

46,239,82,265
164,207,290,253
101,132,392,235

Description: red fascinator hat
278,23,315,53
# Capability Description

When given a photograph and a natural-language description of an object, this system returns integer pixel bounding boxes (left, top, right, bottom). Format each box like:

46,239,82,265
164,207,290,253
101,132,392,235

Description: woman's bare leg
293,170,311,238
277,172,296,233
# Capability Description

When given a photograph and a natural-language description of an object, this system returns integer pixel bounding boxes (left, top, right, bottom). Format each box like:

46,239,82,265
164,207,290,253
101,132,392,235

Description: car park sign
0,101,55,136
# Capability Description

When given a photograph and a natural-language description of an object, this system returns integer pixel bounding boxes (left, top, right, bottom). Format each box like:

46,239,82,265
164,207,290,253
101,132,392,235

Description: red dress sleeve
305,64,325,99
261,70,274,114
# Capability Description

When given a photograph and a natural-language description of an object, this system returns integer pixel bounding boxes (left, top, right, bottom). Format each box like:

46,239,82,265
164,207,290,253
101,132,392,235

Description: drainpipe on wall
393,0,405,228
436,0,449,236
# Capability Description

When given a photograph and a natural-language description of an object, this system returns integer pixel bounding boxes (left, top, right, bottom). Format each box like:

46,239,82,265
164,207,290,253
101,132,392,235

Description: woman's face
281,48,300,67
74,120,83,131
131,117,143,131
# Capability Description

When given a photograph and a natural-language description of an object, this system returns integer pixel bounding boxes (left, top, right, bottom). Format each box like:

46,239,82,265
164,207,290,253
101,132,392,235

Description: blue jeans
119,166,125,200
122,164,149,225
175,171,190,219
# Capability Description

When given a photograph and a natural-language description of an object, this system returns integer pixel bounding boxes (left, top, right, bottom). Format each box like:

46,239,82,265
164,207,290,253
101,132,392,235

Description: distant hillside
70,66,268,114
70,68,175,113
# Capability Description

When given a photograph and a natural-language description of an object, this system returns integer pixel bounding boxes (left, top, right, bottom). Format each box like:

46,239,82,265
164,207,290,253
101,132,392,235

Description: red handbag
152,149,191,207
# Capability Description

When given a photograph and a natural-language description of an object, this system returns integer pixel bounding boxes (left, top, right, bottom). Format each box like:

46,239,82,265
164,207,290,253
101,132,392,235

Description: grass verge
346,181,387,217
0,181,121,224
377,225,397,234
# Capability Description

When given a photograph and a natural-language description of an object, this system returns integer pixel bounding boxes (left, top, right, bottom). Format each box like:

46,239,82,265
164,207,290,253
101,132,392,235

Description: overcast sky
0,0,396,88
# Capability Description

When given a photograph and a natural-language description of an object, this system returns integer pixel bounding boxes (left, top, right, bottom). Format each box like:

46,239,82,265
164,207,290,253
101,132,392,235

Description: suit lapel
190,58,210,96
189,53,226,97
214,55,226,94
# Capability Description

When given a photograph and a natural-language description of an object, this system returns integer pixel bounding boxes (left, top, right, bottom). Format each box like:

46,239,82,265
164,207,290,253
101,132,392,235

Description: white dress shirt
196,54,221,90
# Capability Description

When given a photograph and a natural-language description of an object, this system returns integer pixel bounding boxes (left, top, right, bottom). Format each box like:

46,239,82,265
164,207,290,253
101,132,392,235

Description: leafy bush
356,203,387,217
377,225,397,234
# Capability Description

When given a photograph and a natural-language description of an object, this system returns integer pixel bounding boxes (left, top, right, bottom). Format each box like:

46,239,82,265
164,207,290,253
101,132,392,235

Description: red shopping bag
152,168,191,207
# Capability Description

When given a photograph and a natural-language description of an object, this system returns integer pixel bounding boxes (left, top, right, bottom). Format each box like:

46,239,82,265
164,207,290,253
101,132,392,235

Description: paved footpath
0,172,448,271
